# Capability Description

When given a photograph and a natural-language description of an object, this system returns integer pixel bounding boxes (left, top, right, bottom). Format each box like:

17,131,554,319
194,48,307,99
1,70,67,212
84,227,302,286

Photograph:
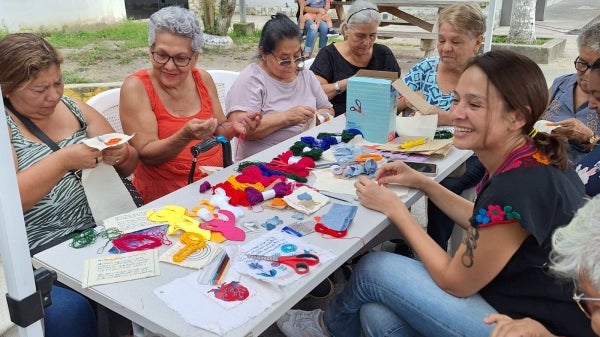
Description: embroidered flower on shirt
475,205,521,226
532,151,550,165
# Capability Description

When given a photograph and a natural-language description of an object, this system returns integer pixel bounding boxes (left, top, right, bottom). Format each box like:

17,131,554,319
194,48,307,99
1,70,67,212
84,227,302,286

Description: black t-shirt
310,43,401,117
473,160,593,337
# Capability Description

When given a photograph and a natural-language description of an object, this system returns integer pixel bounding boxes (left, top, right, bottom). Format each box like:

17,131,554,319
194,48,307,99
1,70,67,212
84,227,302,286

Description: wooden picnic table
330,0,490,57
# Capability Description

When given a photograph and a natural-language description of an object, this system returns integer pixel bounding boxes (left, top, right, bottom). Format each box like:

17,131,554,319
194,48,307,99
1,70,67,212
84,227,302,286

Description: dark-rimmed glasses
574,57,593,72
151,51,193,67
269,52,304,67
573,289,600,319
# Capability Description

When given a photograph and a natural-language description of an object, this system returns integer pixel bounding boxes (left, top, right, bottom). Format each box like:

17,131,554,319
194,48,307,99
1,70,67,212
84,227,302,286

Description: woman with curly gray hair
120,6,259,203
309,0,401,117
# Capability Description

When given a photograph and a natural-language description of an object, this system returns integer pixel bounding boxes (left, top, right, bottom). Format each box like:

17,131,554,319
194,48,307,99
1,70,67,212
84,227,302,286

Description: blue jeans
427,156,485,251
304,20,328,54
44,285,98,337
323,252,497,337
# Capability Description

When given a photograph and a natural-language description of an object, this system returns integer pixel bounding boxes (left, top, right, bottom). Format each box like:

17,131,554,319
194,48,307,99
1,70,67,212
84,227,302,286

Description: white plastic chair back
87,88,122,134
303,57,315,70
206,70,239,109
207,70,240,162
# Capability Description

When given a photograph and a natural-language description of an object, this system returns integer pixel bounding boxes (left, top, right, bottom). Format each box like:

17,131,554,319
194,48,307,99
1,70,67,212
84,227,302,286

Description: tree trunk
507,0,536,44
201,0,236,36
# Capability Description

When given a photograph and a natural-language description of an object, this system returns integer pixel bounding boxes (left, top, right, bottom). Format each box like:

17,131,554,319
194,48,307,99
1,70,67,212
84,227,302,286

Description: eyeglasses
573,289,600,319
151,51,193,67
270,53,305,67
574,57,593,72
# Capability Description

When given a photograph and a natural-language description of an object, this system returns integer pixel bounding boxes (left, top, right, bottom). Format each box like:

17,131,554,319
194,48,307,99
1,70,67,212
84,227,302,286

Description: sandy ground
60,37,424,85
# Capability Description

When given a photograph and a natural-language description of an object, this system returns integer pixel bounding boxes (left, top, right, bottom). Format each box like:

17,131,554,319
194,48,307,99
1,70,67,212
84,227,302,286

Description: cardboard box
345,70,398,144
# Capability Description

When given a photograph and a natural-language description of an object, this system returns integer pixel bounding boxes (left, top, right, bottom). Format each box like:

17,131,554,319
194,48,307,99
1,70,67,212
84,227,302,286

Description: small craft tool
247,253,319,274
210,253,230,285
399,138,426,149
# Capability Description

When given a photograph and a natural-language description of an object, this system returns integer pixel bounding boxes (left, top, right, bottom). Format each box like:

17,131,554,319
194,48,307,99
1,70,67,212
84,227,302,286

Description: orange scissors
247,253,319,274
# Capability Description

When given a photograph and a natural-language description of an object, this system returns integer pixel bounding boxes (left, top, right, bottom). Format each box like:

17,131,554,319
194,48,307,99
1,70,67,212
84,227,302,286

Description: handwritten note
102,209,162,233
82,249,160,288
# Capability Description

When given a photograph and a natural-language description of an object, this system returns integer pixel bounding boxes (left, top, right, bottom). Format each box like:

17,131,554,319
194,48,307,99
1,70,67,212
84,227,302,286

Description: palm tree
200,0,236,36
507,0,536,44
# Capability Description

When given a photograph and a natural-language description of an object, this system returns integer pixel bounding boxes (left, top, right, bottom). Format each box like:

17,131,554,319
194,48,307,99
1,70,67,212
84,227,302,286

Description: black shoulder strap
4,98,61,152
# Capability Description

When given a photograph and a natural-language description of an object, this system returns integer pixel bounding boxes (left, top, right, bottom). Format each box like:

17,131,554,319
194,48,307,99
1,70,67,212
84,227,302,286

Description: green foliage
62,70,92,84
44,20,147,48
492,35,549,45
228,28,261,44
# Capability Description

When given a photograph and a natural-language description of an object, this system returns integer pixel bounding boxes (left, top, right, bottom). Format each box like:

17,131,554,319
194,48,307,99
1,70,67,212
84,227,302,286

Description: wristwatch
334,81,342,95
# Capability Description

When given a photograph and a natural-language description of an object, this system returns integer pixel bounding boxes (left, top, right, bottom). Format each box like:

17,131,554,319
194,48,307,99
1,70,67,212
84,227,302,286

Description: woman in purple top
226,13,333,162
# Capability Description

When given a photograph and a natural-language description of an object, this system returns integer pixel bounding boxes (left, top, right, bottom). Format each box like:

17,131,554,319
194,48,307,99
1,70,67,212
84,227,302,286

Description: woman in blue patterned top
399,3,484,126
277,50,592,337
541,22,600,164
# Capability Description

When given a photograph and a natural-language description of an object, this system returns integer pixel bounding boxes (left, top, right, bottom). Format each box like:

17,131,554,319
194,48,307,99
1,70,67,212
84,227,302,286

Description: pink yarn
245,182,288,205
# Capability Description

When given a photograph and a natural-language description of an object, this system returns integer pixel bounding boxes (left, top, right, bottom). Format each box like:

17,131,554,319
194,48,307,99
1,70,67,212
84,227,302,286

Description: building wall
0,0,126,32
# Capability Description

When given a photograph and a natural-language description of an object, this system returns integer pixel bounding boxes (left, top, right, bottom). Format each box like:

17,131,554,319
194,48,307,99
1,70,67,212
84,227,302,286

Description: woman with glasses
120,6,259,203
309,0,401,117
0,33,141,337
485,193,600,336
225,13,333,161
541,22,600,164
278,51,593,337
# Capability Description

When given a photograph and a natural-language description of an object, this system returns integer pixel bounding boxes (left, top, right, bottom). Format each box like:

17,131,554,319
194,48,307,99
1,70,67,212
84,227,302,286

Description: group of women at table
1,0,600,336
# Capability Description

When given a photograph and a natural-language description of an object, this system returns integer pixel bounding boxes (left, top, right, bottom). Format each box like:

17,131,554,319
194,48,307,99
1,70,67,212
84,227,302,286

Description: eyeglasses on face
574,57,593,72
151,51,193,67
269,52,304,67
573,289,600,319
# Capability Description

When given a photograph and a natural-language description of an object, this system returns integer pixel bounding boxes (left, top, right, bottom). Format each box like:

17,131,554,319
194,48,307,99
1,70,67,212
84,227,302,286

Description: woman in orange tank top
120,6,261,203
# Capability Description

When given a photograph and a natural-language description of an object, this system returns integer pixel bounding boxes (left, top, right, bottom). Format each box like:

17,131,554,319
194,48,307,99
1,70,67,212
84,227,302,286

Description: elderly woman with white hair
120,6,259,203
309,0,401,117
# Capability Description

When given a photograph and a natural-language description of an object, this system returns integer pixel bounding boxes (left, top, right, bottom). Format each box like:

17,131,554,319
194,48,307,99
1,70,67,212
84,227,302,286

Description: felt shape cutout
200,210,246,241
82,133,134,151
533,119,560,134
150,205,211,241
283,186,329,214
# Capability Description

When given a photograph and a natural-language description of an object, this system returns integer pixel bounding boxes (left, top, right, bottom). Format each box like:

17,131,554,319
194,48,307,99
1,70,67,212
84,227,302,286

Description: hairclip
528,127,538,138
346,7,380,24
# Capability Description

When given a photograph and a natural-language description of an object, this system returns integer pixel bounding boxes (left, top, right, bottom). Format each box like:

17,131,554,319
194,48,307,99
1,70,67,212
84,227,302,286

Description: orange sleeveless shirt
131,68,223,203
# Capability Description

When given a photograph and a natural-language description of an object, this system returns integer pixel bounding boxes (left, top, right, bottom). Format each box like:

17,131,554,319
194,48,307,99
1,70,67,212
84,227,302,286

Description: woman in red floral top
277,50,593,337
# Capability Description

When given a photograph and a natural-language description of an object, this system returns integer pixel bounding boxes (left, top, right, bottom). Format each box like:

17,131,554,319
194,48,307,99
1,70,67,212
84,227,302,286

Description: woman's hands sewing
102,143,129,166
549,117,595,143
62,143,103,170
354,161,429,215
285,105,317,126
181,118,219,141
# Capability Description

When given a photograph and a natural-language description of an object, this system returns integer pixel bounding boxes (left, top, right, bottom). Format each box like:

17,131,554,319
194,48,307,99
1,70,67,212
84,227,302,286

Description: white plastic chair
87,88,123,134
207,69,239,109
303,57,315,69
207,69,240,162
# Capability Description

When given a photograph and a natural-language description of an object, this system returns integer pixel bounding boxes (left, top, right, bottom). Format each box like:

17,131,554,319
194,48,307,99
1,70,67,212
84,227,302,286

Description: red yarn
236,165,281,186
112,233,162,252
212,181,251,206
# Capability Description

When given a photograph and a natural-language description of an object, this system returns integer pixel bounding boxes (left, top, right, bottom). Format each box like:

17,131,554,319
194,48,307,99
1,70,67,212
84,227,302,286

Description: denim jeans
304,20,328,54
44,285,98,337
323,252,497,337
427,156,485,251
